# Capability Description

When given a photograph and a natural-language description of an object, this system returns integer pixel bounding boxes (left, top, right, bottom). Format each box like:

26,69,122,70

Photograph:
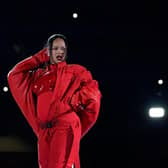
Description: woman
7,34,101,168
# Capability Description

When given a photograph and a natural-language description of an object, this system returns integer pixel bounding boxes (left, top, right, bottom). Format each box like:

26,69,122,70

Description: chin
55,60,62,63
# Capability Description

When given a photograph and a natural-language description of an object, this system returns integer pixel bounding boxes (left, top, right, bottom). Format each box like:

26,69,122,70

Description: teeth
57,56,62,60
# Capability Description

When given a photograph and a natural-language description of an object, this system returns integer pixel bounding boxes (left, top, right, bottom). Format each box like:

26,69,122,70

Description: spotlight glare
158,79,163,85
3,86,8,92
148,107,165,118
73,13,78,18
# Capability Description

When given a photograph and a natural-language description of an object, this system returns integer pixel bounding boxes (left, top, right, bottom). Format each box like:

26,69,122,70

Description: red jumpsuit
7,48,101,168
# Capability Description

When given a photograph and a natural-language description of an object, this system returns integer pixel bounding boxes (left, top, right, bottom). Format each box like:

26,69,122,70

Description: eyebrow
51,46,67,50
52,45,66,48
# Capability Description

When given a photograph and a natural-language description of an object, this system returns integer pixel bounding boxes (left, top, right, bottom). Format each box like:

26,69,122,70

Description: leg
38,130,51,168
48,124,74,168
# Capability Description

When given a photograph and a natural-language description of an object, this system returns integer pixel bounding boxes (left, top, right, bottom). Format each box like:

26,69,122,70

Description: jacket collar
48,61,67,71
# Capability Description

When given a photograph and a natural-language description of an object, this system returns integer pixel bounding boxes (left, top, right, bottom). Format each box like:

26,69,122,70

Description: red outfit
7,48,101,168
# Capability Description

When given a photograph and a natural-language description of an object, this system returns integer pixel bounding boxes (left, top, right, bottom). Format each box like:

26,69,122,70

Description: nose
57,48,64,54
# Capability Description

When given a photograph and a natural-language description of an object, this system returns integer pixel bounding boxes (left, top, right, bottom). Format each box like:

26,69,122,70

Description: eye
60,47,66,51
51,47,58,51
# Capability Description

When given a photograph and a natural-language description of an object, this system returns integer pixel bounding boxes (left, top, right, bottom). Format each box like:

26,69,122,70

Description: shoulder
66,64,87,74
66,64,93,80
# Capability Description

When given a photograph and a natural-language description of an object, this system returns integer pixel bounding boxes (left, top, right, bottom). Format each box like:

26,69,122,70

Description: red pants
38,113,81,168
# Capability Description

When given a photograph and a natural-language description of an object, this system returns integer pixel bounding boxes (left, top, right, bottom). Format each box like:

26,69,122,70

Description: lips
56,55,63,60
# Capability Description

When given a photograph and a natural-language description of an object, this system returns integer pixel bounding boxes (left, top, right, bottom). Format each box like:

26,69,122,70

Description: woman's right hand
34,48,50,64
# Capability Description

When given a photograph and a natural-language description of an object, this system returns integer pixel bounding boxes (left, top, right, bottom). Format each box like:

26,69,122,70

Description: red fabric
7,48,49,136
37,92,53,122
38,112,81,168
7,48,102,168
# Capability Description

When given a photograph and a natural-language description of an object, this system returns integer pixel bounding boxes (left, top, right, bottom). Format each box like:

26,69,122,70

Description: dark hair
46,33,68,50
41,34,68,69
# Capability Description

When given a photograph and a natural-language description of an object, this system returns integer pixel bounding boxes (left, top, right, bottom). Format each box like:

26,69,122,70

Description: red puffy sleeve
7,48,49,137
70,67,102,138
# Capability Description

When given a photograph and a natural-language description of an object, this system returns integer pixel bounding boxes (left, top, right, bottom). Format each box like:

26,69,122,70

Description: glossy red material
7,48,101,168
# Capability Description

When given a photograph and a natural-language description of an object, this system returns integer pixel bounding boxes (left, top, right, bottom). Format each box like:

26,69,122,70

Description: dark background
1,0,168,167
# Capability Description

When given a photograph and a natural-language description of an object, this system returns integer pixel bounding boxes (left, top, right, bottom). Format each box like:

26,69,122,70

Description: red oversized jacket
7,48,102,139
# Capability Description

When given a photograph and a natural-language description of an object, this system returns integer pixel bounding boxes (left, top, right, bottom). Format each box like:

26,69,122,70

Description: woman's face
49,38,67,64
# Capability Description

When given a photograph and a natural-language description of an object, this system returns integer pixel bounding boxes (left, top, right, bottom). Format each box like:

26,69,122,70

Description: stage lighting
148,107,165,118
3,86,8,92
158,79,163,85
72,13,78,18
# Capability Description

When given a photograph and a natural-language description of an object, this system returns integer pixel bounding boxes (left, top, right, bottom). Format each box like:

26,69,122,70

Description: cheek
51,51,55,55
51,51,56,58
50,54,55,61
64,51,67,56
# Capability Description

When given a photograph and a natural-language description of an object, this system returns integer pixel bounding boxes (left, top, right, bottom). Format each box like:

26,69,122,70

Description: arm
7,48,49,137
70,69,102,138
8,48,49,75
